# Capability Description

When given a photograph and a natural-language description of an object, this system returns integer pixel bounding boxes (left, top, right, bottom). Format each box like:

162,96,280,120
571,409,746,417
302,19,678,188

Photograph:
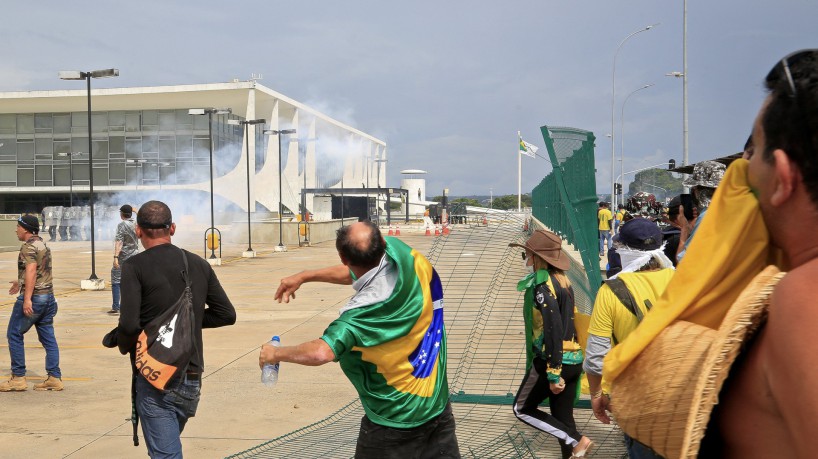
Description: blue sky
1,1,815,195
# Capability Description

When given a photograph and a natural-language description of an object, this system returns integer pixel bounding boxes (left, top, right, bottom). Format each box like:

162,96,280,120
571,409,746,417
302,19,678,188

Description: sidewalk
0,226,435,459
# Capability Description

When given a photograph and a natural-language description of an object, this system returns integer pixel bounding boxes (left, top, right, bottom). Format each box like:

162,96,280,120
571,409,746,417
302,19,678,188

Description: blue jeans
599,230,612,254
111,282,121,311
136,375,201,459
624,433,663,459
6,293,61,378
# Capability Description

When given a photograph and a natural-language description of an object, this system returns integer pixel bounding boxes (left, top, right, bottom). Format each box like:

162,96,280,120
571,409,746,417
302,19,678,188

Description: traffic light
668,159,677,170
615,183,623,195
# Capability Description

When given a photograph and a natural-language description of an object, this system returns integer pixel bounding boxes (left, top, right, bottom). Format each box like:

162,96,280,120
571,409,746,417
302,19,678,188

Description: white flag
519,138,538,158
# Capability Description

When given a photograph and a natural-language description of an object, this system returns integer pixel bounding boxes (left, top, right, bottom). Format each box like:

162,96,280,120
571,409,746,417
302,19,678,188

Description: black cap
17,215,40,234
613,218,662,251
120,204,133,215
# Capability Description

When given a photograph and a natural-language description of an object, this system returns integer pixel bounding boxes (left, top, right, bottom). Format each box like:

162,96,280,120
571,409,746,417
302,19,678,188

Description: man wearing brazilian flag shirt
262,221,460,458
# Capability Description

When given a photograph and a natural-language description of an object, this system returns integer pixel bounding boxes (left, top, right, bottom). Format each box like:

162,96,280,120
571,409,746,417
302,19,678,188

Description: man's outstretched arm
275,265,352,303
259,338,336,367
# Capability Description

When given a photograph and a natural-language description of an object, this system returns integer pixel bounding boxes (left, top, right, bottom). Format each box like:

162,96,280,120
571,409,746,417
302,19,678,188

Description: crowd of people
547,49,818,458
2,49,816,458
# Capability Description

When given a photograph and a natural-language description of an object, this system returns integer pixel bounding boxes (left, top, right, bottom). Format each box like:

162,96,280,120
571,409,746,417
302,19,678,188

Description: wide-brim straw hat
509,229,571,271
610,265,784,459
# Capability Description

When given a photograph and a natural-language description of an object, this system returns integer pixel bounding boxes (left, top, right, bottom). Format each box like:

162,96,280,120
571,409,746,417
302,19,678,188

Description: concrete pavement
0,226,436,459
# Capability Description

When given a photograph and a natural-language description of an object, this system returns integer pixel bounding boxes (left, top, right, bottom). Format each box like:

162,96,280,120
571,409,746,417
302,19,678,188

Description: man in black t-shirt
116,200,236,458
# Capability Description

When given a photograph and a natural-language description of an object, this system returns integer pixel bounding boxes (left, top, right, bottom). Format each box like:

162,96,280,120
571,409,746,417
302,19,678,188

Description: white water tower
400,169,429,215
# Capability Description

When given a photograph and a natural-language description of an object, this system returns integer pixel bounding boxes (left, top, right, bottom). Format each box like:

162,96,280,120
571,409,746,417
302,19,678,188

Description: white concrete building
0,81,386,219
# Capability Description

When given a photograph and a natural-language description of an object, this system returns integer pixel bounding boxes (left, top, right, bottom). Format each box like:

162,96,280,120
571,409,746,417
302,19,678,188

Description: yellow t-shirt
616,209,626,221
588,268,675,344
598,208,613,231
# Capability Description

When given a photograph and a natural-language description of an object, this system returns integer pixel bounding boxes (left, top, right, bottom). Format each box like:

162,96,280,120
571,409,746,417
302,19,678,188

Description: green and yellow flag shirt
321,237,449,428
517,269,582,384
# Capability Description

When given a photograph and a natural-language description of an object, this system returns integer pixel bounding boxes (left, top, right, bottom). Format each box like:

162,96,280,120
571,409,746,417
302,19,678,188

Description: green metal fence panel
532,126,602,310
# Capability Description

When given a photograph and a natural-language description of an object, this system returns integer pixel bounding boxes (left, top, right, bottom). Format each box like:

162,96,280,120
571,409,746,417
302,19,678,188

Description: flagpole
517,131,522,212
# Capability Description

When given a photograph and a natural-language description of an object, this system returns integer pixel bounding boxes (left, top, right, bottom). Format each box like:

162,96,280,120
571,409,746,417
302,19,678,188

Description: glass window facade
0,110,243,187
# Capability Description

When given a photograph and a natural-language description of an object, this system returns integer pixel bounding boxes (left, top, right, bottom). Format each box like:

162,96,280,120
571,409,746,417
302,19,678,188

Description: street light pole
189,108,231,261
228,118,266,256
59,68,118,285
619,83,655,205
374,158,387,223
264,128,297,251
298,137,317,223
610,24,656,207
69,152,74,207
683,0,688,168
364,155,370,221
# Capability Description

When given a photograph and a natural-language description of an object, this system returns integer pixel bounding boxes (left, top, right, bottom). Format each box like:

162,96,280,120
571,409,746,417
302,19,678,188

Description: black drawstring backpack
133,248,197,390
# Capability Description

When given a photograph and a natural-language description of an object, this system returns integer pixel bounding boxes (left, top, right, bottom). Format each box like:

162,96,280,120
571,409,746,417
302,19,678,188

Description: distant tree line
429,194,531,210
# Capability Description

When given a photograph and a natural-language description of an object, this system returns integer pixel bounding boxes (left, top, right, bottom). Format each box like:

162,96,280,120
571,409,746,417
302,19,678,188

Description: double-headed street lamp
616,83,655,210
610,25,656,204
263,128,297,252
228,118,266,256
616,162,675,198
189,108,231,260
56,151,83,207
59,68,119,283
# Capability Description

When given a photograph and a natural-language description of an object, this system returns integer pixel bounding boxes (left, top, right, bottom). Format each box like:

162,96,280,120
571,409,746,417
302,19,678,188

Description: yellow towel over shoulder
604,159,778,382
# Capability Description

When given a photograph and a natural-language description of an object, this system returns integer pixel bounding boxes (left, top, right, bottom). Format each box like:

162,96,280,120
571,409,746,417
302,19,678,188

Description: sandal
570,438,595,458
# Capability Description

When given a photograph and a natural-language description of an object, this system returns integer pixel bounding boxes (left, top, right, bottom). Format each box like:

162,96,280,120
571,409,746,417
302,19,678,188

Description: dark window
143,135,158,152
35,165,52,183
109,161,126,181
159,111,175,131
92,113,108,133
35,138,53,155
109,135,125,153
17,140,34,160
17,115,34,134
53,114,71,134
17,168,34,186
125,113,141,132
35,114,53,132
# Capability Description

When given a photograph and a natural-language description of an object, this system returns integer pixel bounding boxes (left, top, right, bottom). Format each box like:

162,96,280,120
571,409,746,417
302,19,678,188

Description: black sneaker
107,309,120,315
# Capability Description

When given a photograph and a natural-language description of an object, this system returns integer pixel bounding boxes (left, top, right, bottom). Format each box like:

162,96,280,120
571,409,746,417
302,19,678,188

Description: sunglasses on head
765,49,817,155
766,49,818,98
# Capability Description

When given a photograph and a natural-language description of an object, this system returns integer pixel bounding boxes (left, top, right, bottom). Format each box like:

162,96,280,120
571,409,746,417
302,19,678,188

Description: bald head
336,221,386,270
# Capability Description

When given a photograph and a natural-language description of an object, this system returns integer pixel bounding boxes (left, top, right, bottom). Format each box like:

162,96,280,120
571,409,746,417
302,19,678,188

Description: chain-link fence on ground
228,213,624,459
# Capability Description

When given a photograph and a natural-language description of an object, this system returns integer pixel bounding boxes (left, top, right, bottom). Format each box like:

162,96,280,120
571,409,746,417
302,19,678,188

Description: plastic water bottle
261,336,281,387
